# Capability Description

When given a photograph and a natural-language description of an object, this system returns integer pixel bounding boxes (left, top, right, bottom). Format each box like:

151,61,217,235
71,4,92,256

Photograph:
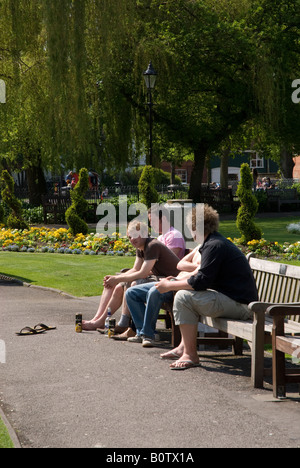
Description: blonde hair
127,220,149,238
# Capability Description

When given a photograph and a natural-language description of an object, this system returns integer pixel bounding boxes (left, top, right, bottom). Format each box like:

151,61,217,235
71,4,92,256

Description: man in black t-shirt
156,205,258,370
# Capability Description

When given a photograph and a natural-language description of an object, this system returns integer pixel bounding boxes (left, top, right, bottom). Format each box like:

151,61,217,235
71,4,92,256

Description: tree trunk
189,144,208,203
280,146,295,179
26,154,47,206
220,147,230,189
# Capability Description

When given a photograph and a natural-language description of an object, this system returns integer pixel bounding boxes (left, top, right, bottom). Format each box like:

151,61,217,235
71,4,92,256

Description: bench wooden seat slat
266,188,300,212
200,315,300,341
42,195,98,224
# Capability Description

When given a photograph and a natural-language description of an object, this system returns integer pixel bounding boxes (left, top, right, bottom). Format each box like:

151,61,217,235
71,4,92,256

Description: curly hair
186,204,219,238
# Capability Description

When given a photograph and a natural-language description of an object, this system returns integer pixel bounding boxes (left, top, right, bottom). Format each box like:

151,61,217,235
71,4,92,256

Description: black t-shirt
188,232,258,305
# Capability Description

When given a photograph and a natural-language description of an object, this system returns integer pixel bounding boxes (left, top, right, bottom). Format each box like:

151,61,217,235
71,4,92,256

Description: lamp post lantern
143,61,157,166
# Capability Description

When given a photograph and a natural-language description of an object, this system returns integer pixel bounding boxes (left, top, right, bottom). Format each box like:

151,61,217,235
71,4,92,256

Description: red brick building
162,156,300,185
161,160,208,184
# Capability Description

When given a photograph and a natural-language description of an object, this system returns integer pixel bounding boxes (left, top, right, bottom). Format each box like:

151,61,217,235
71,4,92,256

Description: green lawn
219,215,300,244
0,252,133,297
0,417,14,449
1,215,300,297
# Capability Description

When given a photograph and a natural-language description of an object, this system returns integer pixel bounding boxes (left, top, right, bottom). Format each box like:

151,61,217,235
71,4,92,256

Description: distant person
66,171,73,182
252,169,258,191
262,177,271,190
102,187,109,198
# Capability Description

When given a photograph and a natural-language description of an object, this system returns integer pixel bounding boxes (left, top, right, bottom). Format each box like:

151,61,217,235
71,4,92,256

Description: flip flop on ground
34,323,57,331
16,326,47,336
170,360,201,371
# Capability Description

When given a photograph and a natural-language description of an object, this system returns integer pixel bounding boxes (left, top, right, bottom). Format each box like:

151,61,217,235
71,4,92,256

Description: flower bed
229,237,300,261
1,226,300,260
0,227,136,256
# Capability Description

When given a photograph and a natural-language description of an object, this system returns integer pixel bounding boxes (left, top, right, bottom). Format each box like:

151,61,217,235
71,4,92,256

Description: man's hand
155,276,193,294
103,275,120,289
155,277,176,294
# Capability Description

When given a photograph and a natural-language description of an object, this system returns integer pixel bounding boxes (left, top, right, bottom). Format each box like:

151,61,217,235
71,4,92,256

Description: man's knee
126,285,144,302
173,290,199,325
115,283,124,293
146,285,160,300
174,290,190,308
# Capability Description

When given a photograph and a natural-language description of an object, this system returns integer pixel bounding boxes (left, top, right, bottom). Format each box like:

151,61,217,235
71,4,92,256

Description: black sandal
16,326,47,336
34,323,56,332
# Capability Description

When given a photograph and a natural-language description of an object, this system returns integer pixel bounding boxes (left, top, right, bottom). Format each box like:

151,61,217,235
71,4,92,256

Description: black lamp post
0,80,6,104
143,61,157,166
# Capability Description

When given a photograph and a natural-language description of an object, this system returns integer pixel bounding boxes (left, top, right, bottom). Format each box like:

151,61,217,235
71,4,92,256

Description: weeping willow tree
0,0,106,204
0,0,49,204
245,0,300,177
85,0,143,169
0,0,299,207
43,0,91,166
41,0,139,172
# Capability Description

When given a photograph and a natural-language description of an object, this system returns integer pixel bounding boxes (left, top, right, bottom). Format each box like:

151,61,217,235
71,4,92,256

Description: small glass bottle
104,308,112,335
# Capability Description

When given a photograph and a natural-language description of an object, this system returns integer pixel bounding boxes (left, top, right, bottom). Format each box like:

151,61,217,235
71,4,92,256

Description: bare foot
160,349,183,360
82,320,104,331
160,344,184,360
169,353,199,370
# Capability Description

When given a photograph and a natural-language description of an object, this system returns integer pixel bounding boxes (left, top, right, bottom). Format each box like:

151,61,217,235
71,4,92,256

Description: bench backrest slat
249,257,300,323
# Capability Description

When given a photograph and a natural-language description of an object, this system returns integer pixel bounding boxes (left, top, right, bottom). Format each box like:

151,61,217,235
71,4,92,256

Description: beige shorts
173,289,252,326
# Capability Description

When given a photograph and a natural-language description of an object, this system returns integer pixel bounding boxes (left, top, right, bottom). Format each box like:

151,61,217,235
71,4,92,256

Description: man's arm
104,258,157,288
156,241,220,294
155,277,193,294
176,246,199,272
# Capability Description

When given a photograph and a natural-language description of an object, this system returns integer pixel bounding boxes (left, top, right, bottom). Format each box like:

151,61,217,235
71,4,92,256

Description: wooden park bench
43,195,72,224
200,188,239,213
43,194,98,224
164,255,300,392
270,305,300,398
266,188,300,212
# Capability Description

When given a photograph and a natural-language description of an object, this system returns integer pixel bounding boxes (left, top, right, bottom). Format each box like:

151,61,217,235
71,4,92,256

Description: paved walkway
1,280,300,449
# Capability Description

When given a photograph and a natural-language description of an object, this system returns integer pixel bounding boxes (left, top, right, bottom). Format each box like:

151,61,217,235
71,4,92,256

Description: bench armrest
249,301,300,314
248,301,275,314
267,304,300,316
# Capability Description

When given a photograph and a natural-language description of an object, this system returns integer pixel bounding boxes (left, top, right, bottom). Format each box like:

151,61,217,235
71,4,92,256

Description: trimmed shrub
0,170,29,230
138,165,159,208
65,168,89,235
236,163,262,243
